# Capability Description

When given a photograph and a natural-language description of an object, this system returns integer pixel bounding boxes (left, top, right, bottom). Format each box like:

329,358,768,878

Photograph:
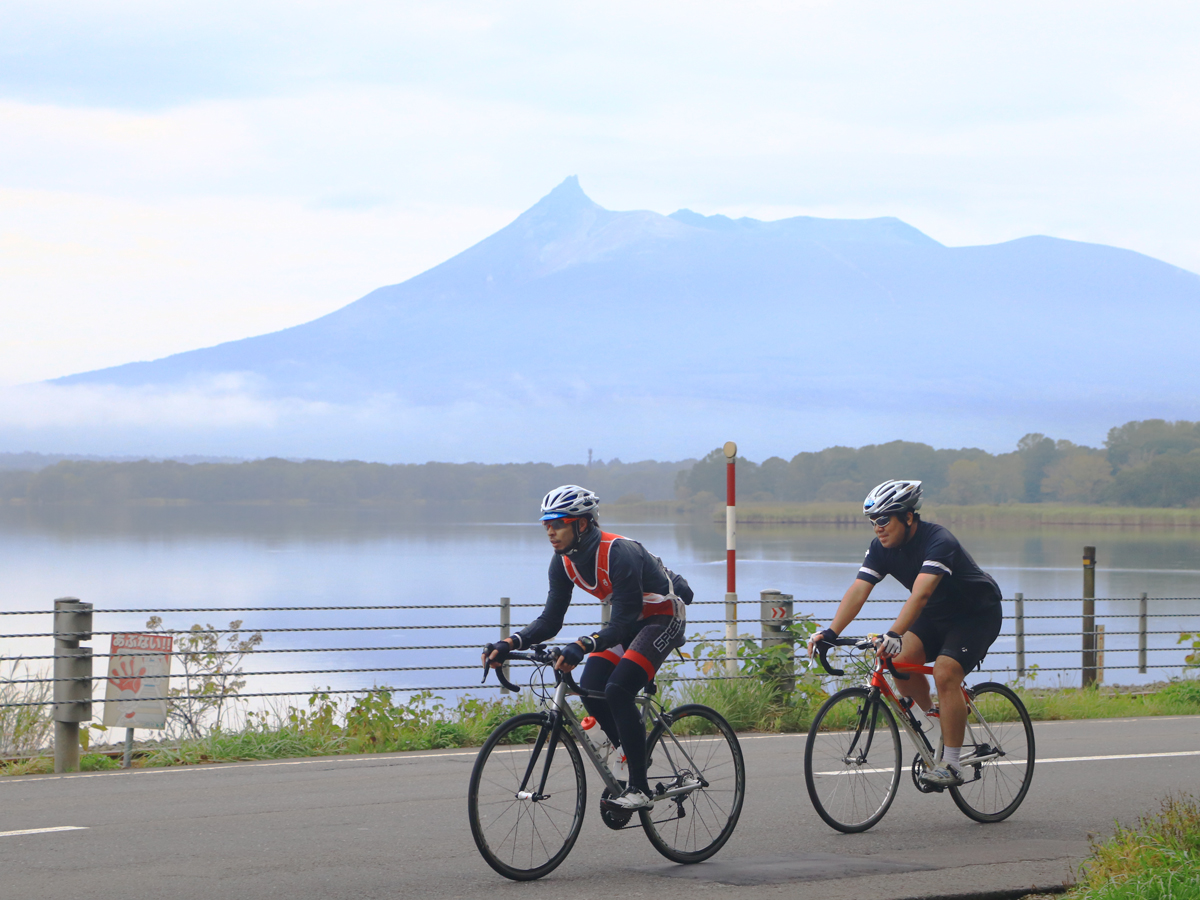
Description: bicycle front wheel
950,682,1035,823
467,712,586,881
641,704,745,863
805,687,902,833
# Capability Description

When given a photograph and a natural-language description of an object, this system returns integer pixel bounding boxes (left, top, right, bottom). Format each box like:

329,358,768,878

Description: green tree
1041,453,1114,503
1105,419,1200,469
1017,433,1057,502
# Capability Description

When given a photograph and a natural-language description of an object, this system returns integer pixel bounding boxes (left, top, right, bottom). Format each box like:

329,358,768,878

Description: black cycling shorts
909,603,1002,673
590,606,687,679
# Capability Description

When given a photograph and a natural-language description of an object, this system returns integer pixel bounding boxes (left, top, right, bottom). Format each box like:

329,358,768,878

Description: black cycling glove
815,627,839,646
484,641,512,664
558,642,587,667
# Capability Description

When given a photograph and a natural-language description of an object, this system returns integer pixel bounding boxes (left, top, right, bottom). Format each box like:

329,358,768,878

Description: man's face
543,517,584,552
872,512,912,548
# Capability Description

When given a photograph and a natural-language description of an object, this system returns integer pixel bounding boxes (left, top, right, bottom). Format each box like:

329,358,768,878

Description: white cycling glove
878,631,903,657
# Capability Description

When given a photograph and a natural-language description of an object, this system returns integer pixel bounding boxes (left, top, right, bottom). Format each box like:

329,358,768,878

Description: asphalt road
2,715,1198,900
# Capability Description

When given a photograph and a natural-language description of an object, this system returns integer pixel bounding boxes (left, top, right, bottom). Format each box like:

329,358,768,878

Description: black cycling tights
578,655,651,793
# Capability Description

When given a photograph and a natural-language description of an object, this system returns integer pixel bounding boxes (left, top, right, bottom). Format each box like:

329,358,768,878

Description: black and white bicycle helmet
862,480,923,517
540,485,600,521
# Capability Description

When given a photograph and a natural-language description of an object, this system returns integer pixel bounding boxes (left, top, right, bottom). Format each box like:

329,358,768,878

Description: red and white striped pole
723,441,738,675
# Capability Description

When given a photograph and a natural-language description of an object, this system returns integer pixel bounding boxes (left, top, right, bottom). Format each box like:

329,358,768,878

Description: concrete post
499,596,512,694
53,597,93,774
759,589,794,694
1082,547,1097,688
1014,593,1025,679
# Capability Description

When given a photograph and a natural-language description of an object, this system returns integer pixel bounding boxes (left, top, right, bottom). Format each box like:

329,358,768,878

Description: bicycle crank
911,754,944,793
599,788,636,830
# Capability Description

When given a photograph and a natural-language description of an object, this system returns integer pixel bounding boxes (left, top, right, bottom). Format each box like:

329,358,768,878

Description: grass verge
1040,793,1200,900
3,677,1198,776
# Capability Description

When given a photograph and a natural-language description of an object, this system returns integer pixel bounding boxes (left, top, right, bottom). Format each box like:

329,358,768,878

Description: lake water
2,507,1198,709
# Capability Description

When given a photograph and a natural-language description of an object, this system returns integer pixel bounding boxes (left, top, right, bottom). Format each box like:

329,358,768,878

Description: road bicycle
805,637,1035,833
468,645,745,880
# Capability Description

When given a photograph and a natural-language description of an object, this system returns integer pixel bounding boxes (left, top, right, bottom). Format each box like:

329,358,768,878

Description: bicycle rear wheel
805,687,902,833
950,682,1035,823
641,704,745,863
467,712,586,880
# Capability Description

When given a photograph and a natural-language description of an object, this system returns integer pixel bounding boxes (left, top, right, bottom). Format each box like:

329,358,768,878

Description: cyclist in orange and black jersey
484,485,690,811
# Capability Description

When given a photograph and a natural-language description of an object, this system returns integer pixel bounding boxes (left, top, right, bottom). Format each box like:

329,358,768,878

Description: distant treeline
0,457,693,512
1,419,1198,510
679,419,1200,508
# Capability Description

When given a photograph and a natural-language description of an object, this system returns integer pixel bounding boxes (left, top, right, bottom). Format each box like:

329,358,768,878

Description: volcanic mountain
48,177,1200,461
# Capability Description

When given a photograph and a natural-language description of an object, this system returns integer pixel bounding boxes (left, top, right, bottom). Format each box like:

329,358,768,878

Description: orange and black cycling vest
559,531,677,618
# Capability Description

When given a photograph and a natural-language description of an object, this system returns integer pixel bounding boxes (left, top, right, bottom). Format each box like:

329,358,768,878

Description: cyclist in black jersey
483,484,690,811
807,479,1003,786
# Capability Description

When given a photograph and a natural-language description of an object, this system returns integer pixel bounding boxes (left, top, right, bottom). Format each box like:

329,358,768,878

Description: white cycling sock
941,745,962,770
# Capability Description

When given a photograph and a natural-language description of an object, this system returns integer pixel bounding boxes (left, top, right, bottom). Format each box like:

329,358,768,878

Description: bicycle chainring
599,788,635,830
911,754,944,793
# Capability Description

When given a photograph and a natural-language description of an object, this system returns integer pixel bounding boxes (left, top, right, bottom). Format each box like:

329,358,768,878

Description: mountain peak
524,175,604,219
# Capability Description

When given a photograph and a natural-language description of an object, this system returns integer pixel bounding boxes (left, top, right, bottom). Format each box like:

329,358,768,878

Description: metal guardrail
3,593,1198,771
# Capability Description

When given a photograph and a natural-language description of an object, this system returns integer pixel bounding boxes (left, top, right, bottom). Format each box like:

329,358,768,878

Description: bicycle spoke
468,714,587,880
805,688,902,833
950,683,1035,823
640,705,745,863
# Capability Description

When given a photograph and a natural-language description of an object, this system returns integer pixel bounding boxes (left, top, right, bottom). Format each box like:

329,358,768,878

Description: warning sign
103,633,173,729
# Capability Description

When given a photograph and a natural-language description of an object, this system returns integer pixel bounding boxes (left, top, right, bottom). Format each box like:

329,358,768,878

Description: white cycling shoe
919,763,964,787
608,787,655,810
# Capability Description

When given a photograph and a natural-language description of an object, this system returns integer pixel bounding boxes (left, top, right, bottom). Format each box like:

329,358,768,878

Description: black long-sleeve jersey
515,525,676,653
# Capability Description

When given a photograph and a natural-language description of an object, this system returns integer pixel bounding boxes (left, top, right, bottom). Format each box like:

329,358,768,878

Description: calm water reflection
1,507,1197,694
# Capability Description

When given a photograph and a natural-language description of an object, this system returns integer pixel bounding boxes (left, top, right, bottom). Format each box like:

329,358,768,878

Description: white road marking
1038,750,1200,764
0,826,89,837
813,749,1200,776
5,725,1198,785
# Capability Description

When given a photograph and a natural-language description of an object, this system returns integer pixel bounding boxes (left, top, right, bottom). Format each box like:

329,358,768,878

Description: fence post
52,597,93,774
1014,593,1025,679
1096,624,1105,685
1082,546,1096,688
499,597,512,694
724,441,738,676
759,590,794,695
1138,592,1148,674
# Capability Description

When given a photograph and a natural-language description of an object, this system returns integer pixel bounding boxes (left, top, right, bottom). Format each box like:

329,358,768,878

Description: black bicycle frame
516,711,563,801
846,687,883,764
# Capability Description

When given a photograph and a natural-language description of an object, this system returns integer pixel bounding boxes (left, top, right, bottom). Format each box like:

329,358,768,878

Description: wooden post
1082,546,1096,688
1138,592,1148,674
1014,593,1025,679
1096,624,1105,685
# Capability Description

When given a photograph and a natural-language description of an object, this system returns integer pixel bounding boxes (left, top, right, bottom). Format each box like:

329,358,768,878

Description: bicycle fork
515,683,572,802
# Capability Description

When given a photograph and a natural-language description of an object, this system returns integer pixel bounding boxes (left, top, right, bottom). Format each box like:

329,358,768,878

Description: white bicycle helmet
540,485,600,521
862,480,923,517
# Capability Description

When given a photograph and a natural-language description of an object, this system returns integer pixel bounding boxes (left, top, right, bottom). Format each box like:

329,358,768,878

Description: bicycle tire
467,712,587,880
640,704,745,863
805,687,902,833
949,682,1035,823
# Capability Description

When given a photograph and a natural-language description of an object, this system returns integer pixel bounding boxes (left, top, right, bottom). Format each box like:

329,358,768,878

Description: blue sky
2,1,1199,390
